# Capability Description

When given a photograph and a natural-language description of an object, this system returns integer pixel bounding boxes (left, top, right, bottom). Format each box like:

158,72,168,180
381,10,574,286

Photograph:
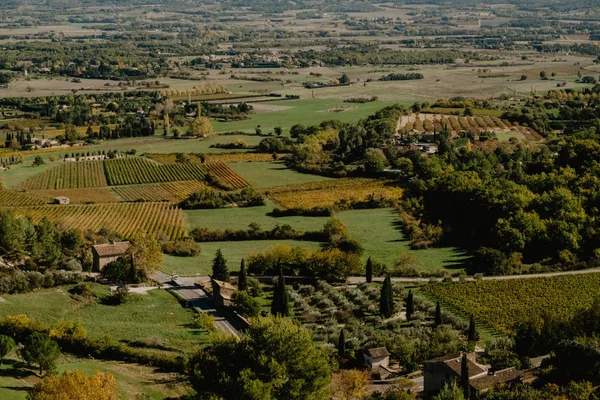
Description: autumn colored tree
331,369,369,400
188,116,214,138
28,370,120,400
128,232,162,280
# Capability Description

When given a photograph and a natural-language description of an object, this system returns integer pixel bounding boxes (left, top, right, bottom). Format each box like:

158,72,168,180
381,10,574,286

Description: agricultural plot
338,208,468,271
267,178,403,210
146,152,279,164
111,181,206,202
104,157,207,186
28,188,119,204
228,161,330,189
398,113,542,141
205,161,250,190
0,189,48,207
9,202,185,240
18,160,107,190
424,274,600,334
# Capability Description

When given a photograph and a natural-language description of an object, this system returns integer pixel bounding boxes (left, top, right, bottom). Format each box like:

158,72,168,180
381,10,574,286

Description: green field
182,200,329,232
0,357,191,400
163,240,323,277
212,99,395,133
0,284,207,354
337,208,468,273
229,161,330,188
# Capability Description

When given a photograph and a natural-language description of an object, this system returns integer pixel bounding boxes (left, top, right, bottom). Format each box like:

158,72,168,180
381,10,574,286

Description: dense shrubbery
0,270,83,295
190,223,326,243
378,73,424,81
161,238,201,256
247,245,362,280
179,187,264,209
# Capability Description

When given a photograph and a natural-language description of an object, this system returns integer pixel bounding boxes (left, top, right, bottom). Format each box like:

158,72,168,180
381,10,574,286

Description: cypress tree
379,273,394,318
405,290,414,321
212,249,229,282
467,314,478,342
434,301,442,327
461,352,471,399
271,270,290,317
365,257,373,283
238,258,247,291
338,328,346,359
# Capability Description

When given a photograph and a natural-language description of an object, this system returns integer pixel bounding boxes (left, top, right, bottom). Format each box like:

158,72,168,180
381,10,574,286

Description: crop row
9,202,185,240
401,114,521,134
205,162,250,190
0,190,48,207
19,160,107,190
103,158,208,186
111,181,206,202
28,188,119,204
146,152,279,164
425,274,600,334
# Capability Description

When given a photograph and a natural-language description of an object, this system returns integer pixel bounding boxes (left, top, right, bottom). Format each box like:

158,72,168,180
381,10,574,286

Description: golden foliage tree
128,232,162,277
28,370,120,400
330,369,369,400
188,116,214,138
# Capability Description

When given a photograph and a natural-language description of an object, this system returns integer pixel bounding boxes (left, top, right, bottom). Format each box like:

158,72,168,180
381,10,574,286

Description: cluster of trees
0,211,84,269
295,47,459,66
179,187,265,209
102,233,162,284
86,117,155,141
378,73,424,81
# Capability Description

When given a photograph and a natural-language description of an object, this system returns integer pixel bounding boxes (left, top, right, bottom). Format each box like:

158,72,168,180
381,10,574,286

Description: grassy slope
337,208,469,273
229,161,330,188
0,357,191,400
0,284,207,353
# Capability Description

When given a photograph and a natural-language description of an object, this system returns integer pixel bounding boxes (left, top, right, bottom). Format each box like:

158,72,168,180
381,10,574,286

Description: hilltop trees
188,316,331,400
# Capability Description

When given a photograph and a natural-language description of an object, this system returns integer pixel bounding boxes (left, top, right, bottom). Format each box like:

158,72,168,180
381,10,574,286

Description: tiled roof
212,279,236,291
471,368,522,391
365,347,391,358
92,241,130,257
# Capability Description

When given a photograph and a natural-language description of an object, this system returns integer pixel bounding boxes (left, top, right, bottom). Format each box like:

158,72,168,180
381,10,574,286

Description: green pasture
229,161,330,188
337,208,469,273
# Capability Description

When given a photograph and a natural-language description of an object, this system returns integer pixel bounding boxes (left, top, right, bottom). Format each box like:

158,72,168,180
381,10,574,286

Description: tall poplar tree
212,249,229,282
434,301,442,327
238,258,248,291
405,290,414,321
271,270,290,317
379,273,393,318
365,257,373,283
338,328,346,359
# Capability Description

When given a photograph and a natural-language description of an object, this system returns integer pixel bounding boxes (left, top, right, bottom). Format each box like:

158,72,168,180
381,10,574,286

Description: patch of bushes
189,223,326,243
162,239,201,257
179,187,265,209
0,270,83,295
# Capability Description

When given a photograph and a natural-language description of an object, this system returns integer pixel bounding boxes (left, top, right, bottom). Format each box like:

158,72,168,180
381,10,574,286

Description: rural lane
151,271,240,338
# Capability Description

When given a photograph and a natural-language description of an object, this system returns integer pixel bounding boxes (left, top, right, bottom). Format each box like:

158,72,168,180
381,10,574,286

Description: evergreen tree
467,314,478,342
379,273,394,318
271,270,290,317
338,328,346,359
461,353,471,399
405,290,414,321
365,257,373,283
212,249,229,281
238,258,248,291
434,301,442,327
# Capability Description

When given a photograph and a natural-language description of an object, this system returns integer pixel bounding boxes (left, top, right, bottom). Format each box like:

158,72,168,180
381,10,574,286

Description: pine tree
365,257,373,283
405,290,414,321
338,328,346,359
379,273,394,318
434,301,442,327
467,314,478,342
238,258,248,291
461,353,471,399
271,270,290,317
212,249,229,282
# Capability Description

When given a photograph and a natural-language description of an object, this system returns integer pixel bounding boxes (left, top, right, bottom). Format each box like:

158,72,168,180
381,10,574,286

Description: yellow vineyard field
8,202,185,240
267,178,403,209
18,160,107,190
28,188,119,204
111,181,206,202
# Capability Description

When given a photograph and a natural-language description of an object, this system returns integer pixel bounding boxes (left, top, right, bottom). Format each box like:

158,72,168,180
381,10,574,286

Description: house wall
95,255,121,271
363,355,390,369
423,363,459,395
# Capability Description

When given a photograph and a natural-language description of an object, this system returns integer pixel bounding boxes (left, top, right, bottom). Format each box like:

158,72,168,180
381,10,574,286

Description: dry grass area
28,187,119,204
267,178,403,209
